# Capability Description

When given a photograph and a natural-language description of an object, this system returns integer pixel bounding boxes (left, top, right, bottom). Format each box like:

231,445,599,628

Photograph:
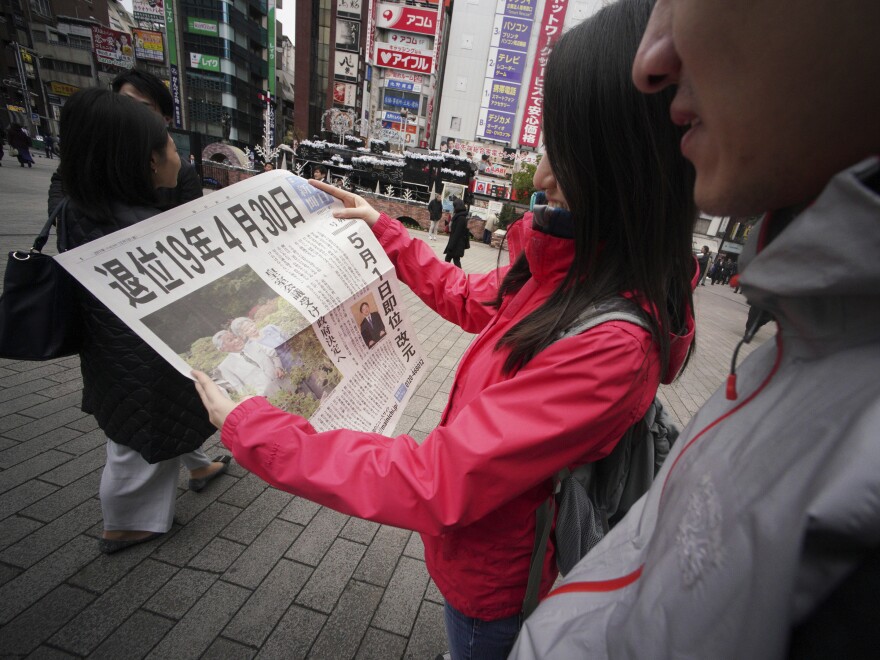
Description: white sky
119,0,295,43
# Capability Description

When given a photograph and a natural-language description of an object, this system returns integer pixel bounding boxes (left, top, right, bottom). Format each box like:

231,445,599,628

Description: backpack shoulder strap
558,296,651,340
523,297,651,618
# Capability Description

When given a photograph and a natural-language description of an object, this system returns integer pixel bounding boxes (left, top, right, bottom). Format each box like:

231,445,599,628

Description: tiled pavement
0,163,773,658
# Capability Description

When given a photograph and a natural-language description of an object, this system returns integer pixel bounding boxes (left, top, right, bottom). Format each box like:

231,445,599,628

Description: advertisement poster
133,29,165,63
91,26,135,70
333,82,358,107
133,0,165,22
337,0,362,19
56,172,427,435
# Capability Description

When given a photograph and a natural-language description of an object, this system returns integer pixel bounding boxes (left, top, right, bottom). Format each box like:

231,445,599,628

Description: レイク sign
189,52,220,72
376,3,437,35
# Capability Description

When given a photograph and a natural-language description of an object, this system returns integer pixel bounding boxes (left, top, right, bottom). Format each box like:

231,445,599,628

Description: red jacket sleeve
220,321,660,535
372,213,509,334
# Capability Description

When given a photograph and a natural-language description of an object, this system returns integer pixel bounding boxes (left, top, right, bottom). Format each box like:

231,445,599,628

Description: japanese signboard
336,19,360,51
91,26,135,70
133,29,165,63
519,0,569,148
133,0,164,22
189,52,220,72
477,0,537,143
187,17,219,36
375,45,434,74
334,81,358,107
334,52,360,81
375,3,438,36
337,0,362,19
56,172,427,435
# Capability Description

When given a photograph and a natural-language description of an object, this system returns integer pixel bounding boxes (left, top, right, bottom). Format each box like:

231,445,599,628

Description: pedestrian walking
56,89,229,555
7,123,34,167
427,192,442,241
513,0,880,655
443,197,470,268
44,134,56,159
192,2,697,656
696,245,711,285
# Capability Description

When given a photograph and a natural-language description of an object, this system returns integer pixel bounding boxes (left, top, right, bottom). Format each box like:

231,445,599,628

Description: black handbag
0,200,82,360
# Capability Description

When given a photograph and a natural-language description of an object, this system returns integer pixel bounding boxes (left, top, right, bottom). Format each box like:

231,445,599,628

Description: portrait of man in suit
358,301,386,348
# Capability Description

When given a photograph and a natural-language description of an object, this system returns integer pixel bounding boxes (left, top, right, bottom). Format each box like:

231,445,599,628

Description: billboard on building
187,17,219,36
387,31,431,50
133,0,164,22
91,26,135,70
375,3,437,35
337,0,362,19
336,19,360,52
334,82,357,107
334,52,360,81
48,81,80,97
519,0,569,148
189,52,220,72
476,0,537,143
133,29,165,62
375,44,434,74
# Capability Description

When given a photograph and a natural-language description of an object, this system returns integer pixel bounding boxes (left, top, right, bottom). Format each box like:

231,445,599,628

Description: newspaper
55,171,427,434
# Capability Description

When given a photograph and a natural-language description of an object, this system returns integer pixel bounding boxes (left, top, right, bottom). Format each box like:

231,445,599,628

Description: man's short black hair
111,68,174,119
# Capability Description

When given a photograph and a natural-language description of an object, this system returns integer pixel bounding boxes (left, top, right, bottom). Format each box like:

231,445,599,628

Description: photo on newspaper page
54,171,428,435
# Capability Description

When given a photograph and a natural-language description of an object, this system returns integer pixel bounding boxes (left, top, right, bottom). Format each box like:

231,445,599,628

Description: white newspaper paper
55,171,427,434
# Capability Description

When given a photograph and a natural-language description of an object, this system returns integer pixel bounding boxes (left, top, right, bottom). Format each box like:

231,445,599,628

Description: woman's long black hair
490,0,696,376
59,88,170,222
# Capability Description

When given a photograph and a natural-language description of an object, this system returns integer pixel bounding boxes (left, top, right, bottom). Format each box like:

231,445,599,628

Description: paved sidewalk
0,165,772,658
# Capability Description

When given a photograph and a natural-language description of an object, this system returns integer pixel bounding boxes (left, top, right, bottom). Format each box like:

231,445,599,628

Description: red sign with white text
376,3,437,35
375,46,434,74
518,0,569,148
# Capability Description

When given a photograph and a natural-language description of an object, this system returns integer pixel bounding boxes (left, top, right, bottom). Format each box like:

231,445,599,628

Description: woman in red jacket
194,0,696,656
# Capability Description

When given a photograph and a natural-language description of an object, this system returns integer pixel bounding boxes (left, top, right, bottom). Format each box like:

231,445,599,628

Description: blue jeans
443,601,522,660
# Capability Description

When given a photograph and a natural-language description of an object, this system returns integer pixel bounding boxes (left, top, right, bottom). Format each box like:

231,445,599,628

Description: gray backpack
522,297,680,617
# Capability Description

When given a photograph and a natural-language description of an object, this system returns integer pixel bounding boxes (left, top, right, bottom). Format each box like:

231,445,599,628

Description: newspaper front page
55,171,427,434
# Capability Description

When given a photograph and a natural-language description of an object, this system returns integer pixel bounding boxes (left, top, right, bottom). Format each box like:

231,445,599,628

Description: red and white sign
519,0,569,148
334,82,357,107
388,31,431,50
375,46,434,74
376,3,437,35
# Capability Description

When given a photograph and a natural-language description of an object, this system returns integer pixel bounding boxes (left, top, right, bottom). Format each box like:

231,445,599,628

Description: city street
0,161,773,658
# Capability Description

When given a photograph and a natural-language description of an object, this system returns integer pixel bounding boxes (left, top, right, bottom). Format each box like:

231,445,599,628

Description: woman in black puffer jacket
443,197,470,268
58,89,229,555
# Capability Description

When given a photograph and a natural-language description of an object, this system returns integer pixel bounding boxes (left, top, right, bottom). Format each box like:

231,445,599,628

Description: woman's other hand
192,370,244,429
309,179,381,227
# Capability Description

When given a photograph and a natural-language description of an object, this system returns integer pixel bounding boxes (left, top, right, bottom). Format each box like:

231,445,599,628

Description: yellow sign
49,82,80,97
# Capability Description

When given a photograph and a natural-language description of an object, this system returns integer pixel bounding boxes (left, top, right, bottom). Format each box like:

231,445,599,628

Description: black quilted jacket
59,200,215,463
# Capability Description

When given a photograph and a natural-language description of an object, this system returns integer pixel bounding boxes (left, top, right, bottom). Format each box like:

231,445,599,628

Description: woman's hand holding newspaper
309,180,381,227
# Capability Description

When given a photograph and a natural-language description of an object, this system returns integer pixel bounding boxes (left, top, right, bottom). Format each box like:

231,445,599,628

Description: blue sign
384,111,403,123
482,110,516,142
387,80,414,91
384,94,420,111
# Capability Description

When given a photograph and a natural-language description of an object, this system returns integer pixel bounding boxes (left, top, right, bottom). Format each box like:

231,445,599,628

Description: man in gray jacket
512,0,880,657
